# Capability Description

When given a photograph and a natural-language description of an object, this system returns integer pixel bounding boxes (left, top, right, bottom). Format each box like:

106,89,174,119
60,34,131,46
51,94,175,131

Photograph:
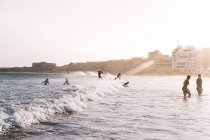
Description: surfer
123,81,129,87
114,73,121,80
63,78,70,85
182,75,191,97
42,78,49,85
196,74,203,95
98,71,103,79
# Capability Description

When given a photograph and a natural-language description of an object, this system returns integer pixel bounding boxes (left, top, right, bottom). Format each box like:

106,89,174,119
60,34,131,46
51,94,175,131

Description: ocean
1,72,210,140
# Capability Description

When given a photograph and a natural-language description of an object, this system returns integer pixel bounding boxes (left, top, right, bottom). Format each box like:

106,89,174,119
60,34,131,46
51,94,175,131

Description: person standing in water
63,78,70,85
42,78,49,85
196,74,203,95
182,75,191,97
98,71,103,79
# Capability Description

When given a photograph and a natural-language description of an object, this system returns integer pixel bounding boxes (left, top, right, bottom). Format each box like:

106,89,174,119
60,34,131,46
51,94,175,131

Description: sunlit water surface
1,73,210,140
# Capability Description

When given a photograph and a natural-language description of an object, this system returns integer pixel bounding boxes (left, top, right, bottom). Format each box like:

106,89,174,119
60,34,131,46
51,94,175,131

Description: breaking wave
0,75,122,134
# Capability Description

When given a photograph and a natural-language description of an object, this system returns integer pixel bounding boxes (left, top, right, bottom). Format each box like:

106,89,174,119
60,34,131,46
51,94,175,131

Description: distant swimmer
182,75,191,97
42,78,49,85
114,73,121,80
196,74,203,95
123,81,129,87
98,71,103,79
63,78,70,85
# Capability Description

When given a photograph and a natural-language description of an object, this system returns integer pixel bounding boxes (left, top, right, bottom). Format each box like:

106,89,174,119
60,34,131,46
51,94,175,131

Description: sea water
1,73,210,140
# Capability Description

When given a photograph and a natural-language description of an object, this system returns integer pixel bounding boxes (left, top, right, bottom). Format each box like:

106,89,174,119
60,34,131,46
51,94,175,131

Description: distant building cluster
32,62,56,69
172,46,204,73
153,46,210,74
155,55,172,73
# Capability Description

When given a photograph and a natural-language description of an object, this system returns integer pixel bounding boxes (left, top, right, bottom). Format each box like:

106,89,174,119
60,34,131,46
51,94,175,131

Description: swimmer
123,81,129,87
42,78,49,85
63,78,70,85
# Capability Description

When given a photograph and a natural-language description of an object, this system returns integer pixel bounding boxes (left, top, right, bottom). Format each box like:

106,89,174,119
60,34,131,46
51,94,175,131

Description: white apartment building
172,46,204,74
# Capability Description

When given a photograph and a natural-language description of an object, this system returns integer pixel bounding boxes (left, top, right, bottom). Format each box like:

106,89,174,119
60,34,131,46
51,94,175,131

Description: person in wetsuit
98,71,103,79
182,75,191,97
63,78,70,85
42,78,49,85
196,74,203,95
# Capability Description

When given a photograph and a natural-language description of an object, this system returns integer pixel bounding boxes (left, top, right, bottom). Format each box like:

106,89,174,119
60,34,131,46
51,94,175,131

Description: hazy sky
1,0,210,67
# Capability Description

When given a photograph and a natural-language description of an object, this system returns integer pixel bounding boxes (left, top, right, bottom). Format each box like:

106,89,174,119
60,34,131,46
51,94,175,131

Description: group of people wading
41,71,129,87
182,74,203,97
41,72,203,95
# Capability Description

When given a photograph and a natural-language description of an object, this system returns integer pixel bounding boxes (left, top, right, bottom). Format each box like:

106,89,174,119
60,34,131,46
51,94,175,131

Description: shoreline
0,71,209,77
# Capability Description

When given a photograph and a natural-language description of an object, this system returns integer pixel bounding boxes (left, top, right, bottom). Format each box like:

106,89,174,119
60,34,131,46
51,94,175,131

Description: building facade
154,55,172,73
32,62,56,69
172,46,204,74
202,48,210,70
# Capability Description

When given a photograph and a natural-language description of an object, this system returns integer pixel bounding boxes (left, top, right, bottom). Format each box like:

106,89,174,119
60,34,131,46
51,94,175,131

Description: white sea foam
0,77,122,134
69,71,116,79
85,71,97,76
69,71,100,77
69,71,87,76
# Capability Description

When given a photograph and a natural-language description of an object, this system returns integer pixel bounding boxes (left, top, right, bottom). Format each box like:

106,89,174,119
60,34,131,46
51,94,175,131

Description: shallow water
1,73,210,140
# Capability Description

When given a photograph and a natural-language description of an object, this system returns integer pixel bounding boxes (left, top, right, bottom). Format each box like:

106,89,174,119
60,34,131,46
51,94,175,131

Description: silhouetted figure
123,81,129,87
42,78,49,85
63,78,70,85
196,74,203,95
114,73,121,80
182,75,191,97
98,71,103,79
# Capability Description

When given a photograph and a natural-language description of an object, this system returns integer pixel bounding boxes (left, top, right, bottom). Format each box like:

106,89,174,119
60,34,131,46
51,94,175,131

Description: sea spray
0,76,122,134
